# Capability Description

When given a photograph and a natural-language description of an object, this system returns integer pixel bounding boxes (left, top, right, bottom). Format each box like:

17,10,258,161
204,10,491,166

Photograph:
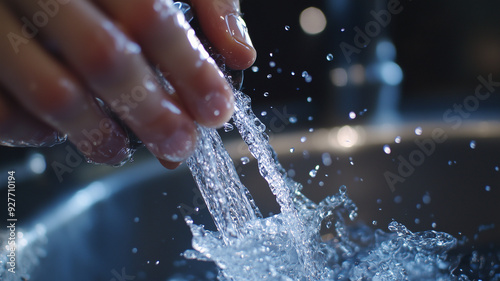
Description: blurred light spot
349,111,356,119
380,61,403,85
337,125,359,148
383,144,391,154
422,193,431,204
299,7,327,35
348,64,365,85
322,153,332,166
376,40,396,61
470,140,476,149
330,68,348,87
415,126,423,136
29,153,46,174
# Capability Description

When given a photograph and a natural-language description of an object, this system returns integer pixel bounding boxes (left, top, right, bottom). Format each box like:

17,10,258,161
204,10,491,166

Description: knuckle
78,23,130,81
31,78,82,119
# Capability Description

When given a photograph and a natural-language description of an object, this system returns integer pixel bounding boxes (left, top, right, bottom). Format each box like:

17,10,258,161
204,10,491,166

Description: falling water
183,89,462,280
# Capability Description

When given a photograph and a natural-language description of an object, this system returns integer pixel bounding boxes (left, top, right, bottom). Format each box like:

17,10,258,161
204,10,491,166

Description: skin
0,0,256,169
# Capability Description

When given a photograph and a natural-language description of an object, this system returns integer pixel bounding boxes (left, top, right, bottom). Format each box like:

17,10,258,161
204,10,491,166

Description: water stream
183,89,462,280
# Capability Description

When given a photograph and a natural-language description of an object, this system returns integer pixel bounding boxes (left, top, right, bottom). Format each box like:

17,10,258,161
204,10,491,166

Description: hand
0,0,256,168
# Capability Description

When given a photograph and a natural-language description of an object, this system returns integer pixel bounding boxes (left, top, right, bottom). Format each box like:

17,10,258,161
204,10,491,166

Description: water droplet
162,192,168,196
289,147,295,153
326,53,333,61
318,181,324,187
495,166,499,172
341,28,345,32
349,157,354,165
241,156,250,165
261,111,267,116
415,218,420,224
395,136,401,143
308,116,313,121
301,71,308,78
132,248,138,254
134,217,140,223
485,185,491,191
309,169,317,178
308,128,314,133
291,71,295,76
269,61,276,68
156,260,160,265
394,195,403,204
415,126,423,135
251,66,259,72
470,140,476,149
223,123,234,132
287,169,296,177
307,96,312,102
284,25,290,31
383,144,391,154
372,220,378,226
377,199,382,204
339,185,347,193
422,193,431,204
266,74,272,79
432,222,437,228
349,111,356,119
263,92,269,97
416,203,422,209
448,160,453,166
300,136,307,143
325,221,333,229
289,116,298,124
315,165,320,170
269,52,273,57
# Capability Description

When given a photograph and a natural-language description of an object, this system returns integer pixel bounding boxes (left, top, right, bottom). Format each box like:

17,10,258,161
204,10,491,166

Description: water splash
182,89,466,280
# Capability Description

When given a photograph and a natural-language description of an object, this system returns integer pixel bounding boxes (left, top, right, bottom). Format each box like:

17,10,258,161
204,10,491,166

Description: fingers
12,0,198,162
0,91,64,147
0,3,130,164
191,0,257,70
94,0,235,128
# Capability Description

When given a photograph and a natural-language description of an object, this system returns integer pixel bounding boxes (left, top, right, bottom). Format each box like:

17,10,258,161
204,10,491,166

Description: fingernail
225,14,254,49
196,91,234,127
146,122,197,162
